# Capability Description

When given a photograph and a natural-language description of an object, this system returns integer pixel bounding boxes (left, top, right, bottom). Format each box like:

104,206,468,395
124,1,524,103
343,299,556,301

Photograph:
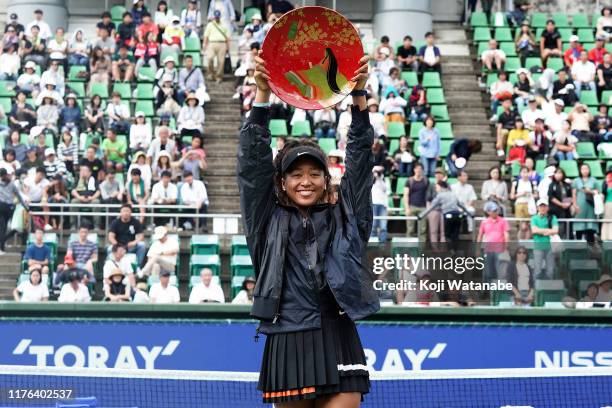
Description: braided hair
272,138,335,207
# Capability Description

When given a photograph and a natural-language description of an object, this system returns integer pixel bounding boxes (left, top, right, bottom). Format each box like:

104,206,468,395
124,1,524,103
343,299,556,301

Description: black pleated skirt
257,286,370,404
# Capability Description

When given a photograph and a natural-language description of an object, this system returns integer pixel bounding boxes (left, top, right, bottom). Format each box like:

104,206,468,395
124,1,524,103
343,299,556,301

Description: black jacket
237,106,380,334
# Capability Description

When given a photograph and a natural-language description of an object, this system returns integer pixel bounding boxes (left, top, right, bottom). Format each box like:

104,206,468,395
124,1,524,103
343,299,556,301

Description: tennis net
0,365,611,407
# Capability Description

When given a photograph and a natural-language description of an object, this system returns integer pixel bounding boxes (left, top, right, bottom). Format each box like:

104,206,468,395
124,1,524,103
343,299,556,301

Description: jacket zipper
271,213,289,326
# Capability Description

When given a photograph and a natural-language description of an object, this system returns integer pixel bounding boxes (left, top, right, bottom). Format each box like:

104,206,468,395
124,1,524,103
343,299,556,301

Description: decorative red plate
261,6,363,110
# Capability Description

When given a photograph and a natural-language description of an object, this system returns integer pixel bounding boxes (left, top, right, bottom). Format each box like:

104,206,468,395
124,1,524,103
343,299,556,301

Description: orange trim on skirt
263,386,317,399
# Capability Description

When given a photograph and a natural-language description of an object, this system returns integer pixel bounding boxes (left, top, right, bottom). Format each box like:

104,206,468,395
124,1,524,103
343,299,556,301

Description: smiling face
281,157,327,211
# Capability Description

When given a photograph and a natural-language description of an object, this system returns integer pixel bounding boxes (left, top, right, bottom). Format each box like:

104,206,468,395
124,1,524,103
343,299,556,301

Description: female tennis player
237,52,380,407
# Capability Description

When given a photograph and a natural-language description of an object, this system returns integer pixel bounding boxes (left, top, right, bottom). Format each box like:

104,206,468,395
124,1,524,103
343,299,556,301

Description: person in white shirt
179,170,209,231
24,167,49,204
189,268,225,303
537,166,556,204
149,270,180,303
147,126,177,164
57,271,91,302
177,93,205,144
367,98,386,138
481,39,506,72
370,166,389,242
47,27,69,69
231,276,255,305
17,61,41,99
40,60,65,96
26,10,52,40
375,48,395,86
451,170,478,232
521,97,545,130
150,171,178,205
544,99,568,133
13,268,49,302
488,71,514,122
0,44,21,81
103,244,135,288
571,51,596,99
129,111,152,152
106,92,131,132
379,89,407,120
141,226,179,276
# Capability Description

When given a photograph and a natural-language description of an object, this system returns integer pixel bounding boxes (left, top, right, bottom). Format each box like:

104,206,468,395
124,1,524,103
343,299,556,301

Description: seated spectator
451,170,477,232
580,282,599,303
57,271,91,302
106,92,131,134
589,36,608,67
47,27,68,72
507,246,535,306
57,131,78,174
22,24,47,68
446,138,482,177
313,107,336,139
596,7,612,42
540,19,562,65
179,170,208,231
13,267,48,302
538,165,556,205
510,166,538,239
495,99,517,156
544,98,568,133
103,244,134,287
117,12,136,48
530,199,558,279
189,267,225,303
178,54,205,103
9,91,36,134
16,61,41,99
418,116,440,177
129,112,153,153
156,73,181,117
43,174,68,229
23,167,50,223
108,204,146,265
152,151,176,182
391,136,414,177
94,23,115,55
506,117,530,150
482,166,509,216
489,71,514,123
135,31,160,76
68,28,90,67
112,44,135,82
572,163,599,243
1,23,20,50
375,35,394,60
141,226,178,277
418,32,441,73
147,126,177,164
36,92,59,135
67,225,97,274
132,278,150,303
100,169,124,204
407,82,428,123
521,96,544,130
41,60,65,96
0,43,20,81
102,129,127,173
89,46,111,92
177,93,205,146
177,148,206,180
551,119,578,161
84,94,105,136
232,276,256,305
527,118,552,160
59,94,81,137
80,145,104,181
481,39,506,72
592,104,611,140
149,269,180,303
374,47,395,85
138,11,159,41
370,165,389,242
42,147,67,181
327,150,345,186
156,56,178,90
515,22,537,66
514,68,533,108
24,228,50,274
5,130,27,163
568,103,594,142
477,199,509,282
563,35,583,68
595,275,612,302
161,16,184,57
379,87,407,123
397,35,418,72
150,170,178,226
71,164,100,226
548,167,573,238
104,269,131,302
181,0,202,37
53,253,94,288
571,51,597,99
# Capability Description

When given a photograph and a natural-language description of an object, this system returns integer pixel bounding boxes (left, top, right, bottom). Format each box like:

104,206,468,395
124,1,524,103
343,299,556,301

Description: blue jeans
573,80,596,99
107,242,146,267
533,249,555,279
68,54,89,66
398,162,413,177
421,157,437,177
409,111,428,123
314,127,336,139
445,156,460,177
514,95,529,108
371,204,388,242
484,251,501,281
490,99,501,116
555,151,574,161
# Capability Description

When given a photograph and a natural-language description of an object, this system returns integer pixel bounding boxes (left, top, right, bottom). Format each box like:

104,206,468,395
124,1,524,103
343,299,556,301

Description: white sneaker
183,221,193,230
497,149,505,157
232,92,240,100
0,250,6,256
489,115,498,124
44,224,54,231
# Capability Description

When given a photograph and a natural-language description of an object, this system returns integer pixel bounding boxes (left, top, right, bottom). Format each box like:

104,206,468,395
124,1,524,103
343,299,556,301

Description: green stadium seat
604,241,612,273
530,13,548,28
584,160,603,178
243,6,260,24
68,65,88,82
535,279,566,306
430,105,450,121
437,122,454,139
291,120,311,136
569,259,600,286
559,160,579,178
576,142,597,158
231,255,254,277
189,254,221,276
486,73,498,87
66,82,85,98
231,235,249,256
490,12,508,28
559,240,589,268
269,119,288,136
577,28,595,43
524,57,542,70
477,41,489,59
110,5,127,21
135,100,154,117
137,66,156,82
148,274,178,287
494,27,513,42
89,83,109,99
0,81,15,97
440,140,452,157
599,143,612,159
401,71,418,87
553,13,570,28
184,36,201,52
395,177,408,195
0,97,10,114
602,90,612,105
470,11,489,27
490,280,513,305
473,27,492,42
499,42,517,57
422,72,442,88
231,275,246,297
190,234,220,255
112,82,131,99
572,13,590,29
189,274,221,289
426,88,445,104
579,90,598,106
135,83,154,100
409,122,423,139
504,57,521,72
546,57,564,72
318,138,336,154
160,48,180,65
387,122,406,138
389,139,399,154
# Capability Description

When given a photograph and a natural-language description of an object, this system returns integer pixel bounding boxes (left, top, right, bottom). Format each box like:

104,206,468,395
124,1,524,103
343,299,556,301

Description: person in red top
477,200,509,282
563,35,583,68
137,12,158,42
588,36,608,66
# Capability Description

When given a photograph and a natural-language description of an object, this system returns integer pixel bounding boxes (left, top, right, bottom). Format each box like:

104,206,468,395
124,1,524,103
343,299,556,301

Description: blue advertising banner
1,320,611,371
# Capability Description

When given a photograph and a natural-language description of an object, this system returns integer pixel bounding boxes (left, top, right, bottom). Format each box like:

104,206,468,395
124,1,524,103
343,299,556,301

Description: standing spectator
108,204,146,266
572,163,599,243
488,71,514,123
477,201,509,281
530,199,558,279
418,32,441,74
446,138,482,177
189,268,225,303
425,167,447,243
102,129,127,173
24,228,50,275
451,170,477,233
602,166,612,242
481,39,506,72
418,116,440,177
510,166,538,240
125,167,149,224
596,7,612,42
13,268,48,302
149,270,180,303
204,11,230,84
589,36,608,67
68,225,98,274
515,23,537,66
548,167,573,238
57,271,91,302
507,246,535,306
396,35,418,72
141,226,178,276
179,170,209,231
26,9,52,40
571,51,597,100
182,0,203,37
539,19,562,65
231,276,255,305
482,166,509,216
178,54,205,103
538,165,556,205
100,170,124,204
177,93,205,146
371,166,388,242
563,35,583,68
403,162,428,242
